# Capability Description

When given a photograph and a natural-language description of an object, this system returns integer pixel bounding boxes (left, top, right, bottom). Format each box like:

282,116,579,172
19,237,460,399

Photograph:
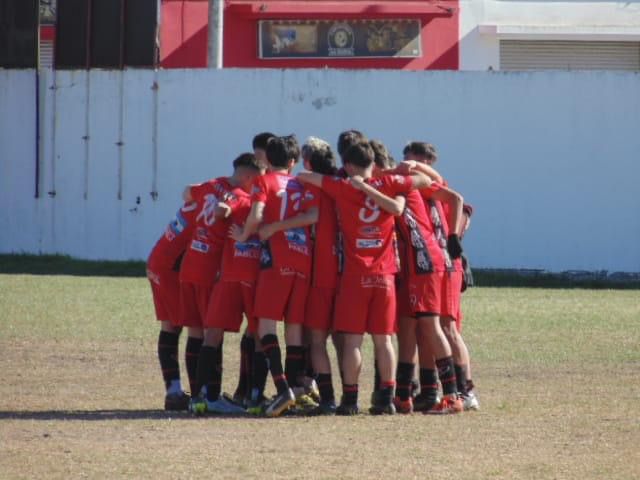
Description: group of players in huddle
147,130,478,417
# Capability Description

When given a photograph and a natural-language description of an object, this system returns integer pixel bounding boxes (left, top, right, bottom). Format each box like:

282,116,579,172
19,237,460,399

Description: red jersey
307,184,339,289
220,193,261,282
179,178,242,285
320,174,413,276
396,187,447,275
251,171,314,274
420,187,458,273
147,201,198,270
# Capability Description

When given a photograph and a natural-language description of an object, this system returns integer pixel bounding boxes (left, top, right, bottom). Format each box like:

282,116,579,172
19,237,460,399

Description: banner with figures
259,19,421,59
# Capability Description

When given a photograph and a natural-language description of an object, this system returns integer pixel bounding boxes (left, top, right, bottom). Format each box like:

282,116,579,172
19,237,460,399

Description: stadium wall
1,68,639,273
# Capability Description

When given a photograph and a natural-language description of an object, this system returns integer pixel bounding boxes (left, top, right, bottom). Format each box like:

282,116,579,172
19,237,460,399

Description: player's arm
258,207,319,240
349,175,406,216
229,201,265,242
431,186,464,258
297,171,324,188
214,202,232,219
394,161,444,184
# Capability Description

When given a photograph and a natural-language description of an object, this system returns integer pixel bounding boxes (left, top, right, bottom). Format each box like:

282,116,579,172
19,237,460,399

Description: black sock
261,334,289,395
316,373,334,403
196,345,222,400
285,345,305,388
436,356,457,397
185,336,203,395
158,331,180,391
419,368,439,398
342,384,358,406
303,346,315,379
250,351,268,402
373,359,381,392
235,335,254,398
378,381,395,406
455,364,468,395
395,362,415,401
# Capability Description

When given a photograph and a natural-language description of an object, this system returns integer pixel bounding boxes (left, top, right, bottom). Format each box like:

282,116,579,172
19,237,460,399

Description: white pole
208,0,224,68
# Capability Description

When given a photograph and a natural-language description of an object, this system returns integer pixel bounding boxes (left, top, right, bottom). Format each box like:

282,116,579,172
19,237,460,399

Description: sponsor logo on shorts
358,226,381,238
356,238,383,249
191,240,209,253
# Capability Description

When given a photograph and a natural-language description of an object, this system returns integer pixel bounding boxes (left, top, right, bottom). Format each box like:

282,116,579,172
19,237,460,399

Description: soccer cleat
335,403,359,416
264,388,295,418
189,393,207,416
164,391,190,411
393,396,414,414
461,390,480,411
205,394,247,415
413,392,440,413
426,395,463,415
232,391,248,408
292,387,319,413
302,378,321,403
369,401,396,415
308,400,337,416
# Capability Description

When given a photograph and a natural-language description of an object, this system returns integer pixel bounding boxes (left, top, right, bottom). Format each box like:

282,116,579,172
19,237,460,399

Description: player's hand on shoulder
397,160,417,175
349,175,366,190
215,202,232,219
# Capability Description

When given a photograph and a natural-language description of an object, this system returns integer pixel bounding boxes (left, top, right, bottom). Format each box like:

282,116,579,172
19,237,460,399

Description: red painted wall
160,0,459,70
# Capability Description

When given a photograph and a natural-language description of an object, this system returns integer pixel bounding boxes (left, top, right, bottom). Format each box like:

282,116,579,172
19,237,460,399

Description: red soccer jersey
307,184,339,289
420,186,459,273
251,171,314,274
147,201,198,270
320,174,413,276
179,178,243,285
396,188,448,275
220,193,261,283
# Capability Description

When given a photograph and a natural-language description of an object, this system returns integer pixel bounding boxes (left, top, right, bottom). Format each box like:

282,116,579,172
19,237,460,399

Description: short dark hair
369,140,393,170
252,132,275,150
337,130,367,158
281,134,300,163
265,137,290,168
232,152,261,171
404,141,438,162
342,141,374,169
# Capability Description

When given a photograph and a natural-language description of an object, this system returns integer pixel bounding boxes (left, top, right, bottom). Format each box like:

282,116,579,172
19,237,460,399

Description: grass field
1,267,639,479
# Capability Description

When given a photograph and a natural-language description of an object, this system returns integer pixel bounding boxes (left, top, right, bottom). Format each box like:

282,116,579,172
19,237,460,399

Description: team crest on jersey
356,238,383,249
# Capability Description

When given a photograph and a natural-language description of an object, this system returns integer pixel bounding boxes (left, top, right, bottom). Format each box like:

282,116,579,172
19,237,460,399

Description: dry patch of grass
1,275,639,479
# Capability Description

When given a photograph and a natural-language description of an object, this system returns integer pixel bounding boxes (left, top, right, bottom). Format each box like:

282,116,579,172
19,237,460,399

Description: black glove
447,234,463,260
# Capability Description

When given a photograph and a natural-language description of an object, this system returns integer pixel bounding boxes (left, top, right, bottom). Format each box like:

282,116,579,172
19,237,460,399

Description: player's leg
259,317,295,416
337,332,364,415
369,333,397,415
416,314,462,414
233,328,255,405
394,315,417,414
414,330,440,412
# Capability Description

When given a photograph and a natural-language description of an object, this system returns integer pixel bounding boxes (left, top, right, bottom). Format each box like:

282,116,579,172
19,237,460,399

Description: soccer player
261,137,339,414
230,135,318,417
404,141,479,411
189,153,263,415
252,132,275,170
147,201,198,410
178,167,244,395
298,141,432,415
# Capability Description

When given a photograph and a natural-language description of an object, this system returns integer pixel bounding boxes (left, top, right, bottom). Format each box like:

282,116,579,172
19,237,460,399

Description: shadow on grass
0,409,257,421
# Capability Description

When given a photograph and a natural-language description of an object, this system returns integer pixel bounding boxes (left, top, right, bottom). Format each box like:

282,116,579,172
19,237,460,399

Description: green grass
1,258,639,479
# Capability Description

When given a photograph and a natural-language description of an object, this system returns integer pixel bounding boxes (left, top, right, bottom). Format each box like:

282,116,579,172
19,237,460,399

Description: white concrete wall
1,68,639,272
460,1,640,70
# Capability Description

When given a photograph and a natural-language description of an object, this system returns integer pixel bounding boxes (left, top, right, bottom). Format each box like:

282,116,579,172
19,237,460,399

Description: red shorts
204,280,257,333
147,267,180,325
178,282,214,328
409,272,444,317
254,267,309,324
333,273,396,335
305,287,336,331
441,271,463,322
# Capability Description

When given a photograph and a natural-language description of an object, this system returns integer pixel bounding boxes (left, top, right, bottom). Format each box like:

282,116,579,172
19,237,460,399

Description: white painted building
460,0,640,71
